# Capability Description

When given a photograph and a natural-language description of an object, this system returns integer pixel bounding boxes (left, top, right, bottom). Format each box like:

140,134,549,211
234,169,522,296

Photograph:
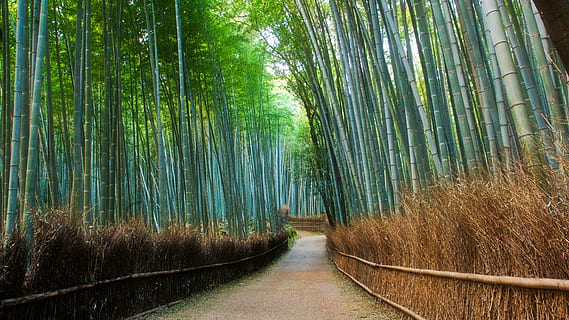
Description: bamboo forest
1,0,569,319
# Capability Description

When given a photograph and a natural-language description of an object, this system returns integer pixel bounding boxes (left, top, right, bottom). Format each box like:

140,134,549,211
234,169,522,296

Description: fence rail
333,249,569,319
332,260,426,320
335,250,569,291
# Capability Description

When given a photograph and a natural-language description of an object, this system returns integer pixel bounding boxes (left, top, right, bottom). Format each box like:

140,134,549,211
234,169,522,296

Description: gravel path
136,234,400,320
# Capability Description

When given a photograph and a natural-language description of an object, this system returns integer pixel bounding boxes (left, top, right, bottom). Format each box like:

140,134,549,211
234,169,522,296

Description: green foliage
0,0,303,236
248,0,569,224
289,119,325,181
285,224,298,246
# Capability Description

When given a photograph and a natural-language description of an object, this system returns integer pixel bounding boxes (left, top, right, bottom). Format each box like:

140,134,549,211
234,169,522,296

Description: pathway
137,234,400,320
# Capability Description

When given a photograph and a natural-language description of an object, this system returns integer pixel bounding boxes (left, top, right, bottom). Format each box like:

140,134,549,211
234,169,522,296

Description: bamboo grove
0,0,323,242
247,0,569,225
2,0,568,240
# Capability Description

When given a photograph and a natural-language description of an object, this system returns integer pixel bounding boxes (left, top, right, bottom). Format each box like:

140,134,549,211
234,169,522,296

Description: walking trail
137,233,400,320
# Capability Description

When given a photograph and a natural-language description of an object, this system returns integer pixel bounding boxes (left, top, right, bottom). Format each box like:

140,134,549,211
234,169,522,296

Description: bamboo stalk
5,0,29,237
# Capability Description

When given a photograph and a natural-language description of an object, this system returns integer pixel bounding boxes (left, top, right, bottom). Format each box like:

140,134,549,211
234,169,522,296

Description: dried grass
328,167,569,319
288,215,327,232
26,212,91,293
0,233,27,299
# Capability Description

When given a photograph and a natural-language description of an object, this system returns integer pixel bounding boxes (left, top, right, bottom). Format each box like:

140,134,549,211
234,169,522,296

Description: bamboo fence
333,249,569,319
0,239,288,319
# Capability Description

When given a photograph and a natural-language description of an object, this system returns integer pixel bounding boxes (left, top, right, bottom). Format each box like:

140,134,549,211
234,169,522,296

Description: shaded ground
135,232,400,320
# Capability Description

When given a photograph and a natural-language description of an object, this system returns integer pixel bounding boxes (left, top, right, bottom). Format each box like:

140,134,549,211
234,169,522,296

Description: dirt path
136,234,400,320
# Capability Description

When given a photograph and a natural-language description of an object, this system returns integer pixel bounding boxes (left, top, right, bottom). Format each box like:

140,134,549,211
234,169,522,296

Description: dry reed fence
327,168,569,319
288,215,327,232
0,213,289,319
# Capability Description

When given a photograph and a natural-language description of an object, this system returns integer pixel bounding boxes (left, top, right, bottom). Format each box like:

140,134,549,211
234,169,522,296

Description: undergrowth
285,224,298,246
328,167,569,319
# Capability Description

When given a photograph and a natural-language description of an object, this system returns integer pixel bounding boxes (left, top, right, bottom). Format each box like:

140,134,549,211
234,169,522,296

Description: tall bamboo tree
23,0,49,245
5,0,29,237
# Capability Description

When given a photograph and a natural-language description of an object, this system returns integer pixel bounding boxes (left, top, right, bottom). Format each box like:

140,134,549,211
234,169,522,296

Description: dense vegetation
248,0,569,226
3,0,567,237
0,0,322,247
328,166,569,318
247,0,569,317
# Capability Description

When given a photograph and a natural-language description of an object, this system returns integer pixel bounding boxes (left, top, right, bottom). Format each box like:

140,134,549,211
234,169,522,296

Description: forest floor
133,231,400,320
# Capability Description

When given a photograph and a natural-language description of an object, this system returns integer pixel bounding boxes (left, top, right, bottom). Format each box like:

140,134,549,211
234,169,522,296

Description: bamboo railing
335,250,569,291
333,261,426,320
333,249,569,319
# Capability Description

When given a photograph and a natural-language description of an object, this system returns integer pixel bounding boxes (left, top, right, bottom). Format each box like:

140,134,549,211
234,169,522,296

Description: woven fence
288,215,327,233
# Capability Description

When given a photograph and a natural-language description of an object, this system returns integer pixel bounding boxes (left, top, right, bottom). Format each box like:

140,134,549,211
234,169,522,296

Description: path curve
138,234,400,320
